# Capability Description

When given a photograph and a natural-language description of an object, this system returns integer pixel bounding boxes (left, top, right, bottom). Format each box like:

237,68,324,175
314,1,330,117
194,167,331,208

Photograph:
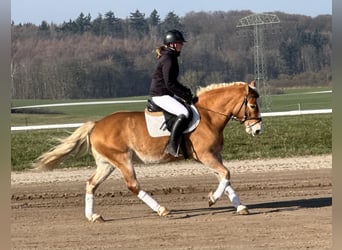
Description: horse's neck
196,97,233,130
199,90,236,112
197,87,246,129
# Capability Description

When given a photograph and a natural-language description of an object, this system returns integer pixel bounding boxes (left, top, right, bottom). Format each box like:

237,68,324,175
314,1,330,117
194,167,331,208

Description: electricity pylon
237,13,280,111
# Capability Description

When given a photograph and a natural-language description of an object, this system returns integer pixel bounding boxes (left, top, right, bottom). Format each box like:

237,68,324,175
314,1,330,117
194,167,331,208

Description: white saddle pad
144,105,200,137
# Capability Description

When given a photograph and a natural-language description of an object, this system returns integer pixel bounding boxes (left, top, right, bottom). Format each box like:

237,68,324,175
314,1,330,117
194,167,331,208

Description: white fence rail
261,109,332,117
11,109,332,131
11,100,147,110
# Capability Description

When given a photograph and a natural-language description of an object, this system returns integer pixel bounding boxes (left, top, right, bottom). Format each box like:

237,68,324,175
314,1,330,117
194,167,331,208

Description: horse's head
232,80,263,136
195,80,263,136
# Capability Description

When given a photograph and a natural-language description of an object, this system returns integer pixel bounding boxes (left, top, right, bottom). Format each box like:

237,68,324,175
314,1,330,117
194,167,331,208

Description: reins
196,105,231,117
196,96,262,126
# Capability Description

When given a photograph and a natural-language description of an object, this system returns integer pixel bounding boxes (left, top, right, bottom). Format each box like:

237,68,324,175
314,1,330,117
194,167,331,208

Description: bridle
197,95,262,126
231,96,262,126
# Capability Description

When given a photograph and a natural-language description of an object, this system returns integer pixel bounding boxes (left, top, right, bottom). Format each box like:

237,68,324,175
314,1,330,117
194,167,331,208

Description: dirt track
11,155,332,249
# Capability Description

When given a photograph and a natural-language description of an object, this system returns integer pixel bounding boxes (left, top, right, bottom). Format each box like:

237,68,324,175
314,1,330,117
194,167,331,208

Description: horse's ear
248,80,260,97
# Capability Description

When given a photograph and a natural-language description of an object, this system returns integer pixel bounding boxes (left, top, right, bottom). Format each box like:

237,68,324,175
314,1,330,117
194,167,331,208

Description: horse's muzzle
253,128,262,135
245,121,262,136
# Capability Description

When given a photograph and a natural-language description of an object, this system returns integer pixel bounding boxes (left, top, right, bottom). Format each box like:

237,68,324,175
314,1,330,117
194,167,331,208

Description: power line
237,13,280,111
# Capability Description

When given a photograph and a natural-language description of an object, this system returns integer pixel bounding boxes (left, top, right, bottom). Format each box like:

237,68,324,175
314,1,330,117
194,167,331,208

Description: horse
34,80,262,222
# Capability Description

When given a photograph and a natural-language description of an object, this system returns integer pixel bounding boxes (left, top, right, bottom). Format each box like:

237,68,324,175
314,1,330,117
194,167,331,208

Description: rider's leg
164,114,188,156
151,95,190,118
151,95,190,157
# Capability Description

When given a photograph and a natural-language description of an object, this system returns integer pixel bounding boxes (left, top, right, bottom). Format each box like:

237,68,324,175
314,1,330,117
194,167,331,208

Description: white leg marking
224,184,241,208
138,190,161,212
138,190,169,216
212,179,230,201
224,184,249,214
85,193,94,220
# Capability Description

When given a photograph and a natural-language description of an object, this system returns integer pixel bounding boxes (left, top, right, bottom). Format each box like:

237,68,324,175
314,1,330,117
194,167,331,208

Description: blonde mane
196,81,247,96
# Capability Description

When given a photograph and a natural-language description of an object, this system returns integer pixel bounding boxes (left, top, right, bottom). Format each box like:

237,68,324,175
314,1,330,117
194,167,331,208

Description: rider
149,29,193,157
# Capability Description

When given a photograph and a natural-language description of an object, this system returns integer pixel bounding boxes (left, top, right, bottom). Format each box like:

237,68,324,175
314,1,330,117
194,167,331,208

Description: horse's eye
249,104,257,109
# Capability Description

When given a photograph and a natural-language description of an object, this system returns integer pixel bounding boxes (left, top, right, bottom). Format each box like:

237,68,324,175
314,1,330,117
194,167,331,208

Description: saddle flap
145,105,200,138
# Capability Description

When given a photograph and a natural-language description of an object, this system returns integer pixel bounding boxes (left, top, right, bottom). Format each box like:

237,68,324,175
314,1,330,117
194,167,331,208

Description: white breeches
151,95,190,118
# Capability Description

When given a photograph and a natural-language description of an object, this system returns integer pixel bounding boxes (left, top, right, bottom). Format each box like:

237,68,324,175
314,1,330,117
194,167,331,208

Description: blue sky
11,0,332,25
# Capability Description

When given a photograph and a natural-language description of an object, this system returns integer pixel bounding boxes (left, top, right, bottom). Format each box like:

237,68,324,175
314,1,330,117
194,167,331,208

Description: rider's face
171,42,184,52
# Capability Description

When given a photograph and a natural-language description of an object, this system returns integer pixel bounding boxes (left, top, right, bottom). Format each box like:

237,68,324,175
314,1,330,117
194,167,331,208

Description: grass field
270,87,332,111
11,114,332,171
11,86,332,171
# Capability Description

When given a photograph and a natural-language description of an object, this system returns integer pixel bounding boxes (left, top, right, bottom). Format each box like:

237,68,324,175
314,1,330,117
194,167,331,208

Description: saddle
144,99,200,138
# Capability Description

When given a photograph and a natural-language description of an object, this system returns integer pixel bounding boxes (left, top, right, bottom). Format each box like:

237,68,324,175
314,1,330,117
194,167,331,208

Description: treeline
11,10,332,99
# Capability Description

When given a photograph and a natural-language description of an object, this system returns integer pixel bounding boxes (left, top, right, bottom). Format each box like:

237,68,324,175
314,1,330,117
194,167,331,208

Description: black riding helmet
163,29,187,45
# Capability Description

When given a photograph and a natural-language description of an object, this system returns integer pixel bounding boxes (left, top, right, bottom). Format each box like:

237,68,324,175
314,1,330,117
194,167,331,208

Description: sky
11,0,332,25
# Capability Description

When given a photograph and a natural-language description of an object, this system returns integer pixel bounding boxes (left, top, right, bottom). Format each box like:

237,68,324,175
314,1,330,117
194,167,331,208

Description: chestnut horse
34,81,262,222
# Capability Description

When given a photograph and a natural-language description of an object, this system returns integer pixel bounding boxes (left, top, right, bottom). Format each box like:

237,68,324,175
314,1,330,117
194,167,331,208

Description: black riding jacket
149,47,192,102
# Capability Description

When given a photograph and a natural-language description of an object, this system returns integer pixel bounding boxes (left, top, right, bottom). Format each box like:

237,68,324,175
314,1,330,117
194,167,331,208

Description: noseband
231,96,262,126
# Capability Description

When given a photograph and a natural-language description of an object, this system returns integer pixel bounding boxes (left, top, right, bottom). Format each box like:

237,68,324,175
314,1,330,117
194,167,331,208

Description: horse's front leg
201,154,249,215
208,177,248,214
224,182,248,215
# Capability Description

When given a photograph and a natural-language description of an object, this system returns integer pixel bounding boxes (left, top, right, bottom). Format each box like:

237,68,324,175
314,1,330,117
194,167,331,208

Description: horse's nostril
255,129,261,135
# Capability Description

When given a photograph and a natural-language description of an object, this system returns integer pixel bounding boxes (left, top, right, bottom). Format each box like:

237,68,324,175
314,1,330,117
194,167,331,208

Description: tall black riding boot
165,114,188,157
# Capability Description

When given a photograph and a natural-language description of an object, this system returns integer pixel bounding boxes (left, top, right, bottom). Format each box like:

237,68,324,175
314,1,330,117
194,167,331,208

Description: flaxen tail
34,121,96,171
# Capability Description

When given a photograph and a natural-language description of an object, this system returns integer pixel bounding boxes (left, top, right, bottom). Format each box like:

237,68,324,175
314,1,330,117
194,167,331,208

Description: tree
103,11,122,37
39,20,49,31
91,14,104,36
148,9,160,26
38,21,50,37
148,9,161,41
279,40,302,75
160,12,182,34
75,13,92,34
60,19,78,34
10,11,332,99
129,10,148,38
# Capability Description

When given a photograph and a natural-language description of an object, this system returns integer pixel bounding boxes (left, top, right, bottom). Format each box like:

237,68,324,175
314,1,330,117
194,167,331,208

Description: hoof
208,191,216,207
88,213,105,222
158,206,170,216
237,205,249,215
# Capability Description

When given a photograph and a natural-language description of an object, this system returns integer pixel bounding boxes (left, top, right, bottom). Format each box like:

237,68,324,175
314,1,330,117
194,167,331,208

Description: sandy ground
11,154,332,249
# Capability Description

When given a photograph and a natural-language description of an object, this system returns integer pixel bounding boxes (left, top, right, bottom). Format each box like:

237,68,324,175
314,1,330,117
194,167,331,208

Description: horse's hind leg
85,151,114,222
118,159,170,217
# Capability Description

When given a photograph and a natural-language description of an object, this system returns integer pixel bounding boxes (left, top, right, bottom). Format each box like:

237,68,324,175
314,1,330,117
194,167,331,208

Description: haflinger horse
34,80,262,222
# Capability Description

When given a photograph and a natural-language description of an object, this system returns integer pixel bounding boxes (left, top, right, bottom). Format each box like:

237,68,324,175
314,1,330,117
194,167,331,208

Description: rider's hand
184,90,193,104
192,96,199,104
